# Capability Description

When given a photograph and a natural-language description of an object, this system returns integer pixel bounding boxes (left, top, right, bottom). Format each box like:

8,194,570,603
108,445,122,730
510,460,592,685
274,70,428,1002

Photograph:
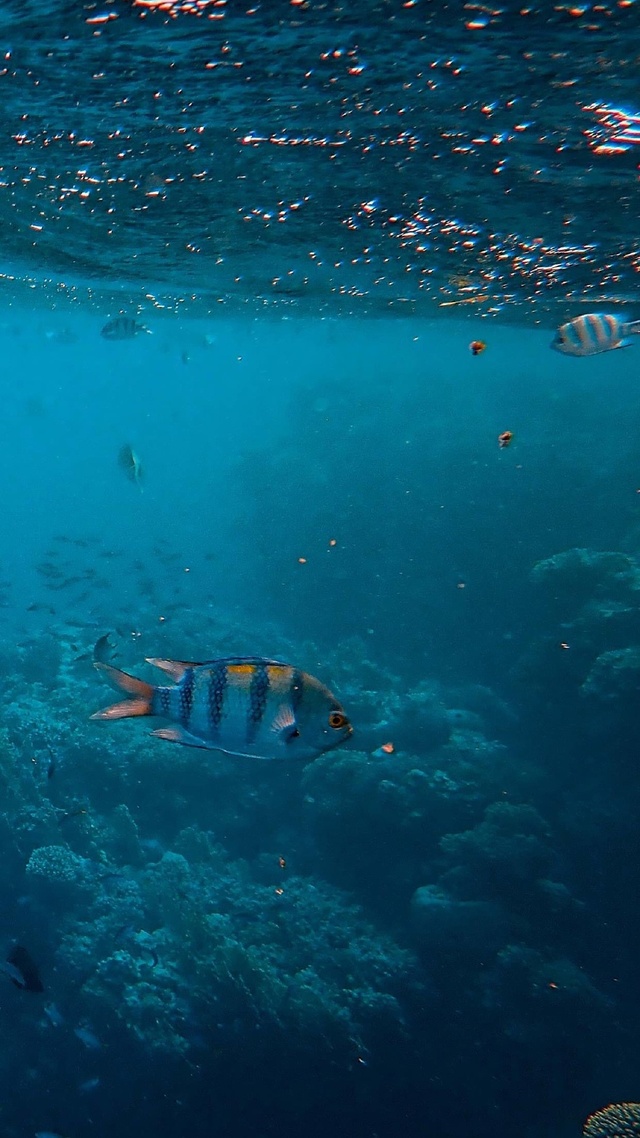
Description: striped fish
101,316,149,341
551,313,640,357
91,655,352,761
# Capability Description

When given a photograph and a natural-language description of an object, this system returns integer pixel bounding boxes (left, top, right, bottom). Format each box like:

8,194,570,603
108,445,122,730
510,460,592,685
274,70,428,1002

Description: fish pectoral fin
145,658,200,680
271,703,300,741
151,726,211,749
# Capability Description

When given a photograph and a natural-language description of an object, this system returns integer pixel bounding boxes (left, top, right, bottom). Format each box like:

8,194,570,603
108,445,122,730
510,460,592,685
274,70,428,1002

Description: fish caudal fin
623,319,640,335
90,662,154,721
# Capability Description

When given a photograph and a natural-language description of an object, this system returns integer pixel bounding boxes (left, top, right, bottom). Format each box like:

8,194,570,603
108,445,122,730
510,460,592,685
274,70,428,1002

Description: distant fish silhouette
74,1022,102,1050
101,316,149,341
93,633,117,665
3,944,44,992
118,444,143,490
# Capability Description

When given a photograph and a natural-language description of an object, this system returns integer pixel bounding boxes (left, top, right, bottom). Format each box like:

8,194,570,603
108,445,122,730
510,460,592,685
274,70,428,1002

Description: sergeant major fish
551,313,640,357
91,656,353,760
101,316,149,341
118,444,143,490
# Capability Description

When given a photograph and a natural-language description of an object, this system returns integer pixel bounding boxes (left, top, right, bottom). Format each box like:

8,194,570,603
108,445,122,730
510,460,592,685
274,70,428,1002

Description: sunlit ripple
0,0,636,319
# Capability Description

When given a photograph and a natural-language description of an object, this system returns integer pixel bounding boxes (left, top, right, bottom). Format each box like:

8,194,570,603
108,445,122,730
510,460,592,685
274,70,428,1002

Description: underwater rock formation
530,549,640,614
439,802,554,902
410,885,508,966
515,547,640,737
482,943,610,1043
581,646,640,703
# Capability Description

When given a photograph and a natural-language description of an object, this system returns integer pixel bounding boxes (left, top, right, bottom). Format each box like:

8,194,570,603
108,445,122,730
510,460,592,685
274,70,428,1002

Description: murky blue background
0,3,639,1137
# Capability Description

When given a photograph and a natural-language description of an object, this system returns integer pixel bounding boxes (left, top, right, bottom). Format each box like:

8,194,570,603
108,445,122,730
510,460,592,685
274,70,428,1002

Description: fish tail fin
90,662,155,721
623,319,640,335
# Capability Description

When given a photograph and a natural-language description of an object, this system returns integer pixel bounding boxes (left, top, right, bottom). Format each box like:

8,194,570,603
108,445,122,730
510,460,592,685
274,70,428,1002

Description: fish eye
328,711,348,730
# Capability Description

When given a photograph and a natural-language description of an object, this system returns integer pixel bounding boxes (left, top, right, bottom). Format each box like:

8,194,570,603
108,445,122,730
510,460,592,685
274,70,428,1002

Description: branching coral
26,843,89,883
69,850,419,1057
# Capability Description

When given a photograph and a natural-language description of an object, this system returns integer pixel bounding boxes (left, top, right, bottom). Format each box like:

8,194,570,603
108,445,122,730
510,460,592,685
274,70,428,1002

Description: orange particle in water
469,339,486,356
498,430,513,449
329,538,337,547
381,742,395,754
298,557,307,564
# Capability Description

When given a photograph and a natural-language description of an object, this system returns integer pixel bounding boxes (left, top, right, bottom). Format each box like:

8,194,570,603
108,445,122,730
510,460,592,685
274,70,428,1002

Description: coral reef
1,561,639,1138
584,1103,640,1137
438,802,554,901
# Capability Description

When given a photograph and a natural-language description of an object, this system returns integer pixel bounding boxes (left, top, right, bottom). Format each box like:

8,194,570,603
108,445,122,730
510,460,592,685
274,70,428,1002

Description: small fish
46,748,57,779
93,633,117,665
101,316,149,341
551,313,640,357
3,944,44,992
498,430,513,449
469,339,486,356
118,445,143,490
78,1076,101,1094
44,1001,65,1027
57,806,88,824
91,656,352,761
74,1023,102,1050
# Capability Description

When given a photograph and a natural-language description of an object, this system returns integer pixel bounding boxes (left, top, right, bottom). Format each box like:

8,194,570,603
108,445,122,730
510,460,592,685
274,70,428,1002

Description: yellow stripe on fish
90,654,352,762
551,312,640,357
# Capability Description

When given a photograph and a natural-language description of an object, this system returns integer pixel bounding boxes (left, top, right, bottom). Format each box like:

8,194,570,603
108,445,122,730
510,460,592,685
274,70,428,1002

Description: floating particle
498,431,513,448
469,339,486,356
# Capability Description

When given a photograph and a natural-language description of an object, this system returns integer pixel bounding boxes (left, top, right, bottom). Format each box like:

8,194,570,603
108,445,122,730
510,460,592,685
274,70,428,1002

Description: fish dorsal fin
145,658,199,680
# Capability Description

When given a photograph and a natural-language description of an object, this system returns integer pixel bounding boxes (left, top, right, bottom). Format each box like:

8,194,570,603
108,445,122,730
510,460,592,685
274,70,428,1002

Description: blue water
1,311,639,1138
0,4,640,1138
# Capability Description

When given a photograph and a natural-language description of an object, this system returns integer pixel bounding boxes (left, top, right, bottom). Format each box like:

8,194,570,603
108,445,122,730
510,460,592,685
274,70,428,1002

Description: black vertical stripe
247,662,270,743
207,661,227,733
179,668,195,726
